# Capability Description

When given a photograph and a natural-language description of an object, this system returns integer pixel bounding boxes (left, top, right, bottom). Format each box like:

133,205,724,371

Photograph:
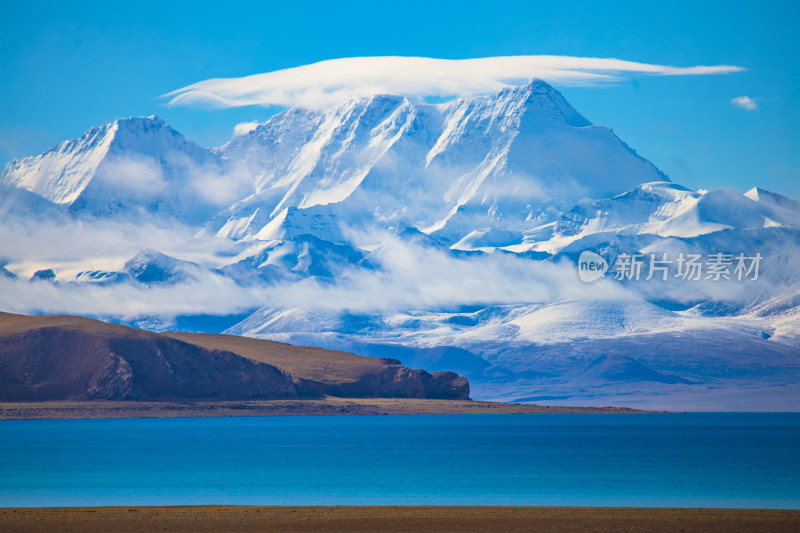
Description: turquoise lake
1,413,799,508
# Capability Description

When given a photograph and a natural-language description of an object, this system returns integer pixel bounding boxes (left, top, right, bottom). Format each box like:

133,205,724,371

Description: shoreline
1,506,798,532
0,398,653,420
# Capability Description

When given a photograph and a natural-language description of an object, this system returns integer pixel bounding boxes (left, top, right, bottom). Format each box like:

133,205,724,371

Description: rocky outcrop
421,371,471,400
328,363,470,400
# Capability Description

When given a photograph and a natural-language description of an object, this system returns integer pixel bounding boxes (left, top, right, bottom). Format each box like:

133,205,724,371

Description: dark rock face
30,269,56,282
424,371,471,400
329,365,470,400
0,325,297,401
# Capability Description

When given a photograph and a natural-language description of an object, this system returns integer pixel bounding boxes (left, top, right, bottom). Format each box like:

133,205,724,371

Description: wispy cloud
732,95,758,111
0,221,787,329
255,232,634,314
233,121,260,137
164,55,745,110
0,217,267,323
97,154,168,197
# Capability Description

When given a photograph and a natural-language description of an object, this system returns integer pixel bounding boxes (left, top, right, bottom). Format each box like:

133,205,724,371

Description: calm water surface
1,413,798,508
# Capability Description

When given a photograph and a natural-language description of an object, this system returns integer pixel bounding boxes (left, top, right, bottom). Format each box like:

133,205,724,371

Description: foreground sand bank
1,506,798,532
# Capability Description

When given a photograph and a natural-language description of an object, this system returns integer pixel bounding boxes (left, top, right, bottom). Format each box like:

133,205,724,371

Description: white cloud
732,96,758,111
0,220,786,328
233,121,260,137
164,55,745,110
253,230,634,314
188,163,254,207
0,217,629,321
164,151,255,207
0,217,267,321
0,272,270,322
97,154,167,196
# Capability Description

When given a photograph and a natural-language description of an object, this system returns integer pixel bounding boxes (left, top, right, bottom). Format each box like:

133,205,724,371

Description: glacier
1,80,798,411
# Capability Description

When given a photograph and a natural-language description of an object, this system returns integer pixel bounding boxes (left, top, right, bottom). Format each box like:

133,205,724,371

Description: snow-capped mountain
209,80,666,243
0,116,243,224
1,80,799,410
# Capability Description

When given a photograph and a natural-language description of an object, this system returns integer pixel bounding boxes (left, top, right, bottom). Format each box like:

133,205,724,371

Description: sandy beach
1,506,798,532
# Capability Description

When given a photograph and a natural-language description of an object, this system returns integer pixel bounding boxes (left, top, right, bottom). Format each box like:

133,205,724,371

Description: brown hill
0,313,469,402
0,312,297,401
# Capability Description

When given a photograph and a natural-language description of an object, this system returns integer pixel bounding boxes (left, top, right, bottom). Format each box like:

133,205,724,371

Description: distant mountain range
1,80,798,410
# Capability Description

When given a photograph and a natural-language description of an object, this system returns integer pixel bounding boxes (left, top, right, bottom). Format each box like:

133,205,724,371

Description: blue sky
2,0,799,198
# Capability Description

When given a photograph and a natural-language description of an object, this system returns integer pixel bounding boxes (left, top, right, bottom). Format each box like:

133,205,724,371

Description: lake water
1,413,799,508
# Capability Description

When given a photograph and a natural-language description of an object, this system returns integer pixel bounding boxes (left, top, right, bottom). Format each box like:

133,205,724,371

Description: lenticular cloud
164,55,744,110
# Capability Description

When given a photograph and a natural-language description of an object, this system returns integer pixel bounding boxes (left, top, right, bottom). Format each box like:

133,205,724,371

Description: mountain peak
115,115,165,125
745,187,800,211
521,78,559,93
110,115,177,142
502,79,592,127
0,114,213,215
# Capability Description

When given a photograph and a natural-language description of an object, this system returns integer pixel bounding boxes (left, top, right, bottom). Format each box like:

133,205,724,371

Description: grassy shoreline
0,398,652,420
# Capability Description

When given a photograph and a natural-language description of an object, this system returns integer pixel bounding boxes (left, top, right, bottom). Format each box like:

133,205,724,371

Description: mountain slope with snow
210,81,666,243
1,116,242,224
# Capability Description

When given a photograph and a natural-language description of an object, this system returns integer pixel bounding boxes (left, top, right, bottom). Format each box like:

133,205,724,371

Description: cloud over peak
164,55,745,111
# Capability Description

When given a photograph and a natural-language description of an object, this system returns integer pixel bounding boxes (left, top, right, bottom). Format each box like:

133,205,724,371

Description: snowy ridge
211,81,666,243
1,116,233,224
1,121,117,205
